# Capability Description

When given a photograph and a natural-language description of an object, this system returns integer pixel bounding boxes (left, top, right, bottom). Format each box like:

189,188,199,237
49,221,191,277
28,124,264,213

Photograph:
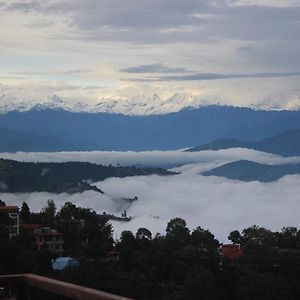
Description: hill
203,160,300,182
0,159,172,193
188,129,300,157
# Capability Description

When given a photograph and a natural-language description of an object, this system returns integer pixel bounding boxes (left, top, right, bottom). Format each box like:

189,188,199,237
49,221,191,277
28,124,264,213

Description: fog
1,149,300,242
2,148,300,168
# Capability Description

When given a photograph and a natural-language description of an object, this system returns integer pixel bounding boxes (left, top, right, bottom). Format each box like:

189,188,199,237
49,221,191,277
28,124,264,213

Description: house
107,249,120,261
220,244,242,260
0,206,20,239
20,223,41,234
34,227,64,256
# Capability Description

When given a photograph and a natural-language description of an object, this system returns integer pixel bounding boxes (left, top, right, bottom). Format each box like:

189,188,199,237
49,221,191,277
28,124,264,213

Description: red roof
221,244,243,260
21,224,41,229
0,206,19,212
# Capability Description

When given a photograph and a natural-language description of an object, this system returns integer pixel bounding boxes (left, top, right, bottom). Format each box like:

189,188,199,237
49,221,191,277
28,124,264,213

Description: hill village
1,199,300,299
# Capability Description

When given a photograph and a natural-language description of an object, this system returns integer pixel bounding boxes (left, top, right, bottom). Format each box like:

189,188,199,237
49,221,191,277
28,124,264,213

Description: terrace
0,274,131,300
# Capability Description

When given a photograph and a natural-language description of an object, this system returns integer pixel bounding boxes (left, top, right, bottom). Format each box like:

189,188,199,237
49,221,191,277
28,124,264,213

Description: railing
0,273,132,300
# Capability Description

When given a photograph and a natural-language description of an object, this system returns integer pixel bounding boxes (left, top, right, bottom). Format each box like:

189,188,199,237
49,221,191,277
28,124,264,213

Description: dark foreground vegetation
1,200,300,299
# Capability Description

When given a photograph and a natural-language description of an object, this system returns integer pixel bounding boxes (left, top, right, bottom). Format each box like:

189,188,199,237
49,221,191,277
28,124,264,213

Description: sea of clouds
1,149,300,242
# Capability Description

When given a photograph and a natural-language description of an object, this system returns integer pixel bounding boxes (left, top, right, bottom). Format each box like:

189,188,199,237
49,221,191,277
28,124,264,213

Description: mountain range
1,94,300,115
0,105,300,151
0,94,211,115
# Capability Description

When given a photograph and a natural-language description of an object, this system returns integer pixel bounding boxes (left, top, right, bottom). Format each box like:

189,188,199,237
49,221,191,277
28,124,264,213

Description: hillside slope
203,160,300,182
0,159,172,193
188,129,300,157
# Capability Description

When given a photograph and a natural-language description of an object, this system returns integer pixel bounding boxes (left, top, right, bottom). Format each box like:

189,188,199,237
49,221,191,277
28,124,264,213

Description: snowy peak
251,96,300,111
0,92,299,115
0,92,210,115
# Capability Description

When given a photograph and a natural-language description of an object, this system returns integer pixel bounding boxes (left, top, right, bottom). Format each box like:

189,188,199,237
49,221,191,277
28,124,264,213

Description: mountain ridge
203,160,300,182
188,129,300,157
0,105,300,151
1,93,300,115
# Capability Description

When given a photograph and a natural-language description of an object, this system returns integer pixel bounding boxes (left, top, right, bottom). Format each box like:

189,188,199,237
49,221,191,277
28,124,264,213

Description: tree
166,218,187,235
136,227,152,240
41,199,56,226
165,218,190,248
192,227,219,253
228,230,242,245
236,272,291,300
20,201,31,223
278,227,298,249
0,199,6,206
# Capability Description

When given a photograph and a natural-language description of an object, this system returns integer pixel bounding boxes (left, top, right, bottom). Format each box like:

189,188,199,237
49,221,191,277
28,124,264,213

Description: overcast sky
1,0,300,108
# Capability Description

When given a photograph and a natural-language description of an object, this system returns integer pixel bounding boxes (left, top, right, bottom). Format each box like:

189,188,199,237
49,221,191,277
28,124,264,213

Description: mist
1,148,300,168
1,148,300,242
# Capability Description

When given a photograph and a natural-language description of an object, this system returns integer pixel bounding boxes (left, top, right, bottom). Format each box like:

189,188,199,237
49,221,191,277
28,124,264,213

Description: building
20,223,41,234
34,227,64,256
220,244,242,260
0,206,20,239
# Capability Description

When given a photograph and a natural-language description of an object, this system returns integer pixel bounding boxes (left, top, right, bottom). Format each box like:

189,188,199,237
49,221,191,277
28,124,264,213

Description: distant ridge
0,106,300,151
188,129,300,157
0,126,99,152
203,160,300,182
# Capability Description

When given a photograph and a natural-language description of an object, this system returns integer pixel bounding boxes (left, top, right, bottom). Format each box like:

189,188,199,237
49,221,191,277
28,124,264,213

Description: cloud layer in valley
1,149,300,242
2,148,300,169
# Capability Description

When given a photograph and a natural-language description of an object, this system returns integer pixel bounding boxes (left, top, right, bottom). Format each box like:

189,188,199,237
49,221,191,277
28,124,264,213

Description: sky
2,148,300,242
1,0,300,109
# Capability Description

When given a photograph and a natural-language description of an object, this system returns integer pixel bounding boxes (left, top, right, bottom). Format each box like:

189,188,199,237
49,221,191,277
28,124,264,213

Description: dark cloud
2,0,44,12
120,64,190,74
126,71,300,82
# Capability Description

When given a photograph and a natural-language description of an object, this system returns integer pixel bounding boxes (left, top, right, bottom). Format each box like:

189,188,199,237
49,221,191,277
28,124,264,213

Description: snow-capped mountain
0,92,299,115
0,93,211,115
250,96,300,111
93,93,211,115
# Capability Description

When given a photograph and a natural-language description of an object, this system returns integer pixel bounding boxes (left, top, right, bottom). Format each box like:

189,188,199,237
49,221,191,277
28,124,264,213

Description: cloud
2,0,44,12
120,64,190,74
1,0,300,109
1,149,300,243
2,148,300,169
126,72,300,82
229,0,300,8
1,152,300,243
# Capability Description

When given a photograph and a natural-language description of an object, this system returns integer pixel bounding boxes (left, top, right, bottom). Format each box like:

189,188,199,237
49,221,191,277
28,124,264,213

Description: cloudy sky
1,0,300,109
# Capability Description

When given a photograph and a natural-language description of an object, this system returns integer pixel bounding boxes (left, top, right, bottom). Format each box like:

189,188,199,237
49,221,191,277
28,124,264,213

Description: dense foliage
1,201,300,299
0,158,173,193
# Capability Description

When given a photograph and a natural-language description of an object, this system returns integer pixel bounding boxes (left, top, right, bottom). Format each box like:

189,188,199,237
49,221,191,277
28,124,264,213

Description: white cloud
2,148,300,168
0,0,300,109
1,149,300,242
2,167,300,243
229,0,300,7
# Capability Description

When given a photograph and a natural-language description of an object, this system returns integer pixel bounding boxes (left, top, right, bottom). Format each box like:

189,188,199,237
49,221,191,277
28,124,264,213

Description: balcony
0,273,131,300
